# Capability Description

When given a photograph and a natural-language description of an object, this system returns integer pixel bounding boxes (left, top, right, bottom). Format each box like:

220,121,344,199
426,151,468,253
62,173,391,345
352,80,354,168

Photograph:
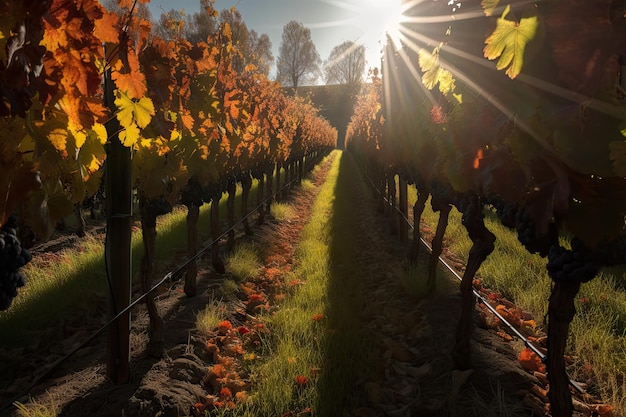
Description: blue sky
147,0,396,81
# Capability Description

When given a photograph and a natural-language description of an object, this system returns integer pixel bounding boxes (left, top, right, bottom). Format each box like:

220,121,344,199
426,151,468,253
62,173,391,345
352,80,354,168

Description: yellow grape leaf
483,4,538,79
91,122,108,145
418,47,442,90
115,91,155,129
119,123,140,147
481,0,500,16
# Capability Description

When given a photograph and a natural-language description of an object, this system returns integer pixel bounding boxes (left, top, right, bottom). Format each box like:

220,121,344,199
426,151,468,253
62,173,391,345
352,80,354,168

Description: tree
324,41,365,87
276,21,321,90
248,30,274,77
217,8,274,76
184,0,218,43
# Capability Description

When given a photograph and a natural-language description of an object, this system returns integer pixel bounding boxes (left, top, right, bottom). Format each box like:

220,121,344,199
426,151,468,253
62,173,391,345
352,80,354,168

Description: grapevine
0,216,31,311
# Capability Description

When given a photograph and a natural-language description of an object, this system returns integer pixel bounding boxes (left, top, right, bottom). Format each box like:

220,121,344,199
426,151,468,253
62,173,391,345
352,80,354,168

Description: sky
146,0,402,83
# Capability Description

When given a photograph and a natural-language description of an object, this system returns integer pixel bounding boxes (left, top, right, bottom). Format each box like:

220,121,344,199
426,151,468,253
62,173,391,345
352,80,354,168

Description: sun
325,0,408,65
355,0,406,49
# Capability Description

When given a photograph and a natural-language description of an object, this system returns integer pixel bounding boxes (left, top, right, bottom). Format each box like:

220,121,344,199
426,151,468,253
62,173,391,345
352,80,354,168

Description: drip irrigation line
361,169,587,395
0,173,302,413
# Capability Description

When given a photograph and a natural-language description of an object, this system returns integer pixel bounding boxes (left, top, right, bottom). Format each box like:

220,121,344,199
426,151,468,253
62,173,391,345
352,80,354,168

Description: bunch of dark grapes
140,196,173,228
181,178,204,208
0,217,32,311
488,198,518,229
515,209,557,257
203,182,223,203
547,238,599,283
429,179,456,212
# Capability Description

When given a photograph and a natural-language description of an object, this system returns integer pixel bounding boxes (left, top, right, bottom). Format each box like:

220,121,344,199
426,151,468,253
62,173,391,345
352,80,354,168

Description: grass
196,300,228,334
0,168,289,345
406,187,626,414
269,202,296,223
239,150,378,416
13,401,57,417
226,243,262,282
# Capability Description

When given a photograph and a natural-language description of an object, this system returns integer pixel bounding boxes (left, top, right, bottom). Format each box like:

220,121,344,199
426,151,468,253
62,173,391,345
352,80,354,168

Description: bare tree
277,21,321,89
324,41,365,87
248,30,274,77
184,0,218,43
217,8,274,76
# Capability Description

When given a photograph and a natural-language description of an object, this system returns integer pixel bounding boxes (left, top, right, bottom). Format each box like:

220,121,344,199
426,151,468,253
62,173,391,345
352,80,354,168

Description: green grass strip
243,150,377,417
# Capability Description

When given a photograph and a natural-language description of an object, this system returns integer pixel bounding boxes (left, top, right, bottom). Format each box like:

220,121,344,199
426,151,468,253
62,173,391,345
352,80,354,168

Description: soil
0,151,609,417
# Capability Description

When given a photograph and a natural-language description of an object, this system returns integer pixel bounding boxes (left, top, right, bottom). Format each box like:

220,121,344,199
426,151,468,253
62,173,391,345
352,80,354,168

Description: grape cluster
0,217,32,311
140,196,173,228
547,239,599,283
515,209,557,257
181,179,204,208
488,199,518,229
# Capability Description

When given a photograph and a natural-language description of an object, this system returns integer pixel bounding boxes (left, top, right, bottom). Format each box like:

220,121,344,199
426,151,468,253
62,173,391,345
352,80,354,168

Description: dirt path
331,152,543,417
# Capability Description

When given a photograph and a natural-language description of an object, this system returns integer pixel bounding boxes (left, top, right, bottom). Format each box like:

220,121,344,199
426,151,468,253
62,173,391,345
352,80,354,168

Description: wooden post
104,68,132,384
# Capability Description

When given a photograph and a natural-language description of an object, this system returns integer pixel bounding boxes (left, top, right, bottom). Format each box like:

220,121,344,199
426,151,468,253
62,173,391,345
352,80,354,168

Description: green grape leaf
24,179,74,240
482,0,500,16
483,4,538,79
418,46,456,94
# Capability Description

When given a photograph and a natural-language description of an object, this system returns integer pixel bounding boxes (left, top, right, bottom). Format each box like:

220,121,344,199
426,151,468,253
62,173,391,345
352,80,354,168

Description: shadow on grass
315,151,379,416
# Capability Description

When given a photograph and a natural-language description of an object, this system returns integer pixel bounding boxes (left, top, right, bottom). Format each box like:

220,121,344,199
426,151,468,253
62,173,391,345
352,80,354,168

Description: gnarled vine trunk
408,188,429,263
184,203,199,296
139,209,164,357
240,172,253,235
226,176,236,252
453,196,495,370
266,165,274,215
211,194,225,274
547,280,581,417
427,197,451,294
398,176,408,244
256,172,265,225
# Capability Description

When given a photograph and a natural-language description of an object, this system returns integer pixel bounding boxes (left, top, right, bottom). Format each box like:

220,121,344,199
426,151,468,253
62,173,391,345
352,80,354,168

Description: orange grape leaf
518,348,545,373
483,4,538,79
112,51,147,99
94,10,119,43
49,128,69,155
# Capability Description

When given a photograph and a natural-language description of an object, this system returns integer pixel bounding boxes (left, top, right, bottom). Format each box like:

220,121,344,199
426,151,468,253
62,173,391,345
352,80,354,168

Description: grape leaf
115,91,155,129
119,122,140,147
481,0,500,16
483,4,538,79
112,50,147,99
94,9,119,43
418,46,456,94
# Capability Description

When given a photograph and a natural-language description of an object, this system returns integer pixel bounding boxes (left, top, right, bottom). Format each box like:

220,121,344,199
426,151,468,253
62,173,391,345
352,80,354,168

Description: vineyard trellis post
103,67,133,384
